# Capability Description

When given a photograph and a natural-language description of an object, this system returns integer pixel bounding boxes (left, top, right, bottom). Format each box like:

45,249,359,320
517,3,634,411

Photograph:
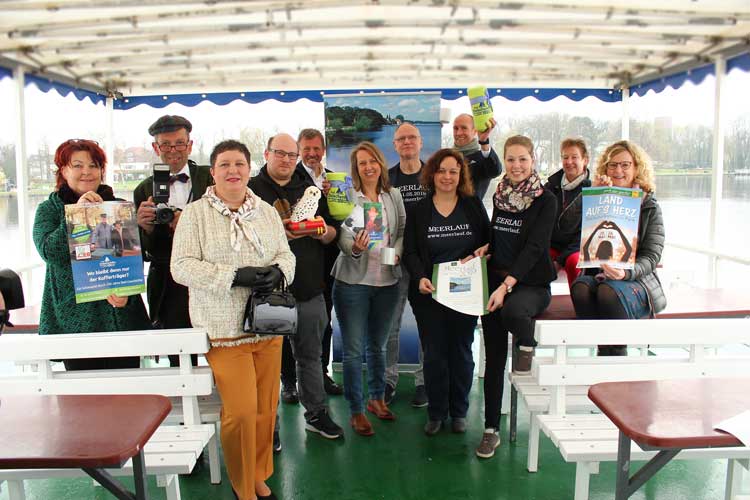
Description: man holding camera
134,115,212,367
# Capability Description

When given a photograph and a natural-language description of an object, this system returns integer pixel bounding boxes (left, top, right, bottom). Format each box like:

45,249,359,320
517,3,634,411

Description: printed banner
323,91,442,173
578,186,643,269
64,201,146,303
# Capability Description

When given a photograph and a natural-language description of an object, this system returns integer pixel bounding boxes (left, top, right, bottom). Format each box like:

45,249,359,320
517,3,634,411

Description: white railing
666,241,750,288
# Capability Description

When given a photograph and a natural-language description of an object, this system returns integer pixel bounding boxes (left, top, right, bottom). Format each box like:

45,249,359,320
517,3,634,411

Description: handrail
666,242,750,267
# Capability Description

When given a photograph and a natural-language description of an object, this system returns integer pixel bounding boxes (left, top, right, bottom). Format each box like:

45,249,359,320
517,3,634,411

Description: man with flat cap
134,115,212,367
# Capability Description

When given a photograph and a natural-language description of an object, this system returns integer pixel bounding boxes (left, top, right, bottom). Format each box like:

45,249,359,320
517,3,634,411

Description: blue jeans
333,280,400,415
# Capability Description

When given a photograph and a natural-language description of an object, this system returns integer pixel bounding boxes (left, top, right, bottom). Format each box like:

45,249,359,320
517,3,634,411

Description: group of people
32,110,665,500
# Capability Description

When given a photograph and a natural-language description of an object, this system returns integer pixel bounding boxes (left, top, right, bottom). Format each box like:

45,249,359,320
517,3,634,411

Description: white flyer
432,257,489,316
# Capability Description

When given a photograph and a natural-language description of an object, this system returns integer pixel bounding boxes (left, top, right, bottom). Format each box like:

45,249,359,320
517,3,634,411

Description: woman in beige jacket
172,140,295,500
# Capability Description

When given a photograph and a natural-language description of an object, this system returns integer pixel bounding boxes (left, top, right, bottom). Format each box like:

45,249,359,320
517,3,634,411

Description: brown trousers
206,337,282,500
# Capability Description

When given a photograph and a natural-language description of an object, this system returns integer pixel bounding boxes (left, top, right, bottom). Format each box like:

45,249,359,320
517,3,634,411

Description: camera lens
155,207,175,224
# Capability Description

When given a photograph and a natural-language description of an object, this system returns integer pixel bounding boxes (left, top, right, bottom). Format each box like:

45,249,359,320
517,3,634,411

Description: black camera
152,163,180,224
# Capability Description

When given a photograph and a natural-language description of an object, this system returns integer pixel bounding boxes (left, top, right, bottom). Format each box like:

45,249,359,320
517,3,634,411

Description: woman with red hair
33,139,150,370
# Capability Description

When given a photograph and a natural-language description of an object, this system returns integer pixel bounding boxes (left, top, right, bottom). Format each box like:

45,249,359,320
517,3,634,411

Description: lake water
2,174,750,291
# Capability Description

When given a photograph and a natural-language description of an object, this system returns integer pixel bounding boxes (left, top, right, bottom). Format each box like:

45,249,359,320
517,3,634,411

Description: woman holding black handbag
171,140,295,500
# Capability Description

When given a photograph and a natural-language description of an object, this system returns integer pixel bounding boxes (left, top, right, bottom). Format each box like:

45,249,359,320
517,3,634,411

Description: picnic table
0,394,171,500
588,378,747,500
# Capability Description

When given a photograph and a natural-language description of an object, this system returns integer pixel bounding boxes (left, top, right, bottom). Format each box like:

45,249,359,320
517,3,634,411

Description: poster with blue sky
324,92,442,172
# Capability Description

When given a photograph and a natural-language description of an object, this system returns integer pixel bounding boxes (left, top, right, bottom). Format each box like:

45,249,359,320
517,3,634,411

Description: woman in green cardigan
33,139,150,370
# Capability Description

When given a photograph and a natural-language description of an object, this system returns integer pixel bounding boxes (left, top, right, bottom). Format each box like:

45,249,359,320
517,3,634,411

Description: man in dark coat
133,115,213,366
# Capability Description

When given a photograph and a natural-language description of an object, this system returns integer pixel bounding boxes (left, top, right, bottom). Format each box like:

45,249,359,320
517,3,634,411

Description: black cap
148,115,192,137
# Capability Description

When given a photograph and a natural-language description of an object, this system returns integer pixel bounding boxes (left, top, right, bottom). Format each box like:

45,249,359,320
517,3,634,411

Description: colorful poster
64,201,146,303
323,91,442,173
578,186,643,269
431,257,489,316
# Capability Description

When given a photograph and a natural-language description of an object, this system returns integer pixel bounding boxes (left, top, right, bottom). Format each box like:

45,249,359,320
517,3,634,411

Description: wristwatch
502,282,513,294
478,138,490,145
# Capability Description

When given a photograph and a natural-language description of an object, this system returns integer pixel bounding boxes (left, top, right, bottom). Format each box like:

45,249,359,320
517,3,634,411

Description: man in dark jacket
296,128,343,397
249,132,344,440
384,122,428,408
133,115,212,366
452,113,502,201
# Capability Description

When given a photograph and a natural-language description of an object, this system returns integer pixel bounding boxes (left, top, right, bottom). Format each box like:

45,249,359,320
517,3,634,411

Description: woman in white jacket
171,140,294,500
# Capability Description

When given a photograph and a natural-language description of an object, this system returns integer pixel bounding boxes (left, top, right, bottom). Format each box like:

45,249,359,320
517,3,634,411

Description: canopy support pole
13,66,31,267
105,96,115,186
621,87,630,140
708,56,726,288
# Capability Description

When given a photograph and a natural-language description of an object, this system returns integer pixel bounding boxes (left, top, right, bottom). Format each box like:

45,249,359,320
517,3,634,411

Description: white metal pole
621,87,630,140
105,96,115,187
12,66,31,265
708,57,726,287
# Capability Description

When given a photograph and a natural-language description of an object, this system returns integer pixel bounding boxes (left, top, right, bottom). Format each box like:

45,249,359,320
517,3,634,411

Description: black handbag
242,276,298,336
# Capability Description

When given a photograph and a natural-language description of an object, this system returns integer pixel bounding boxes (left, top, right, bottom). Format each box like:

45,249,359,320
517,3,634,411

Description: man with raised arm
452,113,501,201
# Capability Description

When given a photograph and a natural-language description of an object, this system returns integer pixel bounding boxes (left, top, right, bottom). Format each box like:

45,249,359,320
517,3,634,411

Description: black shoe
384,383,396,406
451,417,467,433
323,374,344,396
273,427,282,454
257,492,277,500
411,385,428,408
305,409,344,439
281,383,299,404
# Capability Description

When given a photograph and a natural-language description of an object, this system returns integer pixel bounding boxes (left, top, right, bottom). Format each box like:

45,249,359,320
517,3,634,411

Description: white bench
527,317,750,500
0,328,220,500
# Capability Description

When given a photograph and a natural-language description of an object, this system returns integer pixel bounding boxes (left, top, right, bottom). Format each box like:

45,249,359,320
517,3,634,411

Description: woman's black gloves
232,265,283,293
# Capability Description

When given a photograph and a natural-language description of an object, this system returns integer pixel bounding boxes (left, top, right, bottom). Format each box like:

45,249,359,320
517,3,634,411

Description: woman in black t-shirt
403,148,490,438
472,135,557,459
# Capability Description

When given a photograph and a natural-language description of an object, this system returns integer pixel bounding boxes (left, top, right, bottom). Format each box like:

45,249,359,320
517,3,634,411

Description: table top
0,394,171,469
588,379,747,449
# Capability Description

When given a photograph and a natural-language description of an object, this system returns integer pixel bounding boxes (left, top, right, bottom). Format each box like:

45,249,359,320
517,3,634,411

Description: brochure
363,201,384,245
578,186,643,269
64,201,146,303
432,257,489,316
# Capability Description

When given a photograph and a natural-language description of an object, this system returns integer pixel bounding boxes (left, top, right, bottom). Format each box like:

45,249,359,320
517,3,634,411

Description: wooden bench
506,287,750,443
0,328,220,500
526,317,750,500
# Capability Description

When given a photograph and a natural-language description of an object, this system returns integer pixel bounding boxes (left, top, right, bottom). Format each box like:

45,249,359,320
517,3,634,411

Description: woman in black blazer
403,148,490,437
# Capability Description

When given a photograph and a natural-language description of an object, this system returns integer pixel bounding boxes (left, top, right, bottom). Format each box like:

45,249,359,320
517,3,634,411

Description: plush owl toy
290,186,322,222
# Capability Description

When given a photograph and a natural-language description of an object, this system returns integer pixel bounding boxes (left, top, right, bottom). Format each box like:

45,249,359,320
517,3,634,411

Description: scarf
493,171,545,213
204,186,265,256
561,170,588,191
58,183,116,204
456,138,480,156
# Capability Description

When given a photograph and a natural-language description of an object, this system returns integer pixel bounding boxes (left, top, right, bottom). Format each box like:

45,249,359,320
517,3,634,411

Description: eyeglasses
606,161,633,171
157,141,191,152
270,148,299,160
394,135,420,143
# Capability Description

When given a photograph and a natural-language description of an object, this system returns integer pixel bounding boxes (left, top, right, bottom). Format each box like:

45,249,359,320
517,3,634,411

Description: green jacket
132,160,213,325
32,191,151,335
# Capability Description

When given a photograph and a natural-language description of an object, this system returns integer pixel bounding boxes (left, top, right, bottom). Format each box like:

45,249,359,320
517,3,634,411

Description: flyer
64,201,146,303
432,257,489,316
578,186,643,269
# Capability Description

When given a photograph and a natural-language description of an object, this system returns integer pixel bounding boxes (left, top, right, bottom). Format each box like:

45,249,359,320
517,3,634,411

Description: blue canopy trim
631,63,714,97
728,52,750,74
0,65,11,81
114,87,622,110
26,74,106,105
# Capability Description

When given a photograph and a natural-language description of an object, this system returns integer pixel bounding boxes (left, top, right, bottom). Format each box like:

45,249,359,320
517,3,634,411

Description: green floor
1,374,736,500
